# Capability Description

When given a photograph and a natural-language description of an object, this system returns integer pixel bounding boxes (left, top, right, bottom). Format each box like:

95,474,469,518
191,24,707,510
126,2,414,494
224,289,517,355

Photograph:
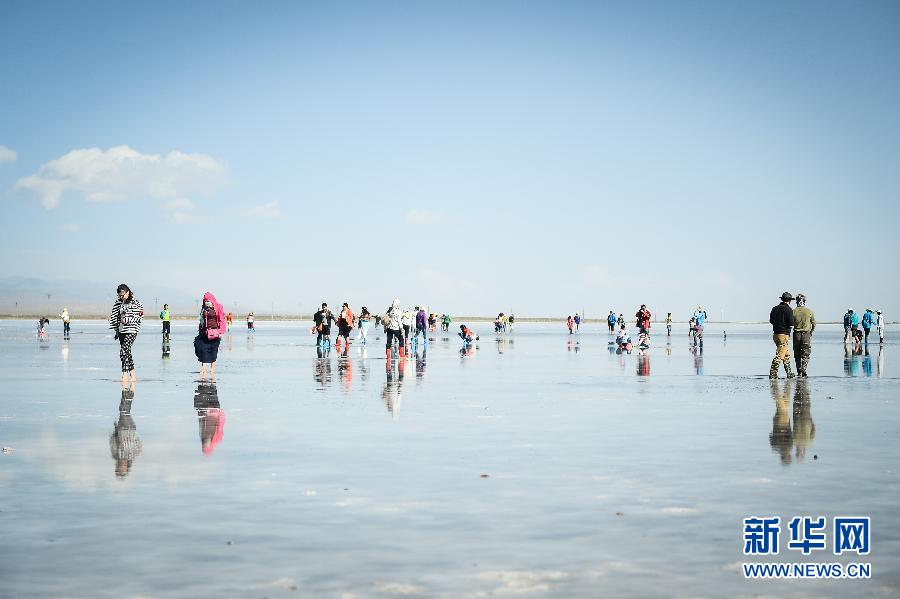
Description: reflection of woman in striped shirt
109,382,142,478
108,283,143,383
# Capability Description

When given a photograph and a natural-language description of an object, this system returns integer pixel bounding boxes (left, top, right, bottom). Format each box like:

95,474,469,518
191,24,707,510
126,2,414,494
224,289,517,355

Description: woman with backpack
109,283,144,383
194,291,225,381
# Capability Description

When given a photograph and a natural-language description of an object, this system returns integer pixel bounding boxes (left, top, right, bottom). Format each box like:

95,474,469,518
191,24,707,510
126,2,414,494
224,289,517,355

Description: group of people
842,308,885,346
108,284,229,382
769,292,816,379
494,312,514,333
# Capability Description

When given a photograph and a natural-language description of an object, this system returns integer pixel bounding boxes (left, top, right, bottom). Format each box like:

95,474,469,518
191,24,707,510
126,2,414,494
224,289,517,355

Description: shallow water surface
0,320,897,597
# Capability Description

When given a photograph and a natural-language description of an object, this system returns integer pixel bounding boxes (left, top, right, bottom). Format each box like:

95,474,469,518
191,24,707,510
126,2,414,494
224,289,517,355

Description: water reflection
768,380,815,465
691,346,704,375
194,383,225,455
877,346,885,378
337,348,353,392
162,332,171,359
314,347,333,389
414,346,426,382
382,359,405,418
862,347,873,377
109,382,141,478
636,351,650,376
844,345,861,377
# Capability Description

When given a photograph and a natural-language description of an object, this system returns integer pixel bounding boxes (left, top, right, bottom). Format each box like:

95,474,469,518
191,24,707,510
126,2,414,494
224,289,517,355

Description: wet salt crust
0,319,896,597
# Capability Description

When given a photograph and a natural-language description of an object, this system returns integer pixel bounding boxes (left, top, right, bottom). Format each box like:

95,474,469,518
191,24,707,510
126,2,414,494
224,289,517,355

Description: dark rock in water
480,474,489,478
226,540,234,545
616,512,624,516
813,455,818,460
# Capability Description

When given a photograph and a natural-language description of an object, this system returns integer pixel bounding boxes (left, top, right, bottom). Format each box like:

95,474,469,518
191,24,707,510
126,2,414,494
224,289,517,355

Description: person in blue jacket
861,308,875,344
607,311,617,334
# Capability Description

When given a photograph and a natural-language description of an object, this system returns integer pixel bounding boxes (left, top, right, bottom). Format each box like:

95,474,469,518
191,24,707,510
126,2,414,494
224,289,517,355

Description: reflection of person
769,379,815,465
194,383,225,455
109,382,141,478
769,380,793,465
792,380,815,462
382,358,405,418
691,346,703,375
637,352,650,376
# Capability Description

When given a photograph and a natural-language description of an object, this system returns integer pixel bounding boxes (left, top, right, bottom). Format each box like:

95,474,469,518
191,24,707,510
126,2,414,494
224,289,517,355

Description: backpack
203,309,223,340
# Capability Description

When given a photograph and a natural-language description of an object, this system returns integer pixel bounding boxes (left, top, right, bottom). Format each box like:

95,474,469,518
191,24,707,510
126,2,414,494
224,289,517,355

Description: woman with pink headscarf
194,291,225,381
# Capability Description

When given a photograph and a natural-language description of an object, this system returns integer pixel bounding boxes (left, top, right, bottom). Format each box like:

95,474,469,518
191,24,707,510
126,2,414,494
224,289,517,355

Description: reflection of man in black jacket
314,302,336,348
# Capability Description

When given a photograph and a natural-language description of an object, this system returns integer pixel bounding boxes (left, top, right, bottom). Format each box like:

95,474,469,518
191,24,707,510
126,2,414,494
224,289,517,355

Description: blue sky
1,1,898,319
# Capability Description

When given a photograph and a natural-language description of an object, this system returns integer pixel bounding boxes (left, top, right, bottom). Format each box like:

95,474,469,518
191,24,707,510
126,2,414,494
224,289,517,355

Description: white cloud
0,145,16,163
14,145,224,210
405,210,444,225
244,201,281,218
62,223,80,233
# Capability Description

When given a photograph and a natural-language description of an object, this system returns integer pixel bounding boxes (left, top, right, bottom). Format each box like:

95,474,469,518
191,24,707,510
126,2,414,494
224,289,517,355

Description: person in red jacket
635,305,652,335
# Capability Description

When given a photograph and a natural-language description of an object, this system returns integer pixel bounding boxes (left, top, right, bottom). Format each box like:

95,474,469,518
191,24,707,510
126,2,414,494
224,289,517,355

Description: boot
769,359,780,379
785,363,795,378
385,348,392,360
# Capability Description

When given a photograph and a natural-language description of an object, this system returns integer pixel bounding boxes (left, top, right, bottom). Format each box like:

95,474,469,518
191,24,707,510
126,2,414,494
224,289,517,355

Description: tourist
769,291,795,379
876,310,885,345
109,284,144,383
194,291,225,381
792,293,816,378
159,303,171,337
862,308,875,344
607,311,616,334
385,299,406,359
60,307,71,339
314,302,336,349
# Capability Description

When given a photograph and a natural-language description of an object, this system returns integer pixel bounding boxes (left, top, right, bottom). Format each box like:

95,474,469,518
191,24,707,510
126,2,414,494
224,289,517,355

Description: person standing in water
617,313,625,330
843,308,853,344
336,302,355,350
876,310,885,344
692,306,706,347
159,303,171,337
194,291,225,381
607,311,617,334
384,299,406,359
314,303,337,349
665,313,673,337
769,291,795,379
862,308,875,344
60,307,71,339
791,293,816,378
635,305,651,335
566,315,575,334
247,312,254,331
109,283,144,383
573,313,581,332
414,306,427,344
357,306,372,344
441,313,451,332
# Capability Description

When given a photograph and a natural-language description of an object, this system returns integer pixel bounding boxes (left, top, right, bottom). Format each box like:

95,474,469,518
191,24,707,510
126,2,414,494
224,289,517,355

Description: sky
1,1,898,319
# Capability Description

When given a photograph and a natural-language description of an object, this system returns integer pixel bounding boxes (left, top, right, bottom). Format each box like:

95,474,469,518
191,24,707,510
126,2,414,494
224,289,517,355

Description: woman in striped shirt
108,283,143,382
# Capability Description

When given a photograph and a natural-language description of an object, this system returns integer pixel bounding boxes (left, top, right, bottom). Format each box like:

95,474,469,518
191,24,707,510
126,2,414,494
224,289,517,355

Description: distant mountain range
0,276,197,317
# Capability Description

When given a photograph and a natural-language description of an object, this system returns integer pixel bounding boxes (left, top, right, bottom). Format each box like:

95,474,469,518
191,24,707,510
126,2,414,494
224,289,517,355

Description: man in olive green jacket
792,293,816,378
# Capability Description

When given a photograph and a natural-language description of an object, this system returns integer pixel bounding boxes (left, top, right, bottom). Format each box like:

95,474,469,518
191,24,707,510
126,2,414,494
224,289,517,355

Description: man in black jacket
769,292,795,379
